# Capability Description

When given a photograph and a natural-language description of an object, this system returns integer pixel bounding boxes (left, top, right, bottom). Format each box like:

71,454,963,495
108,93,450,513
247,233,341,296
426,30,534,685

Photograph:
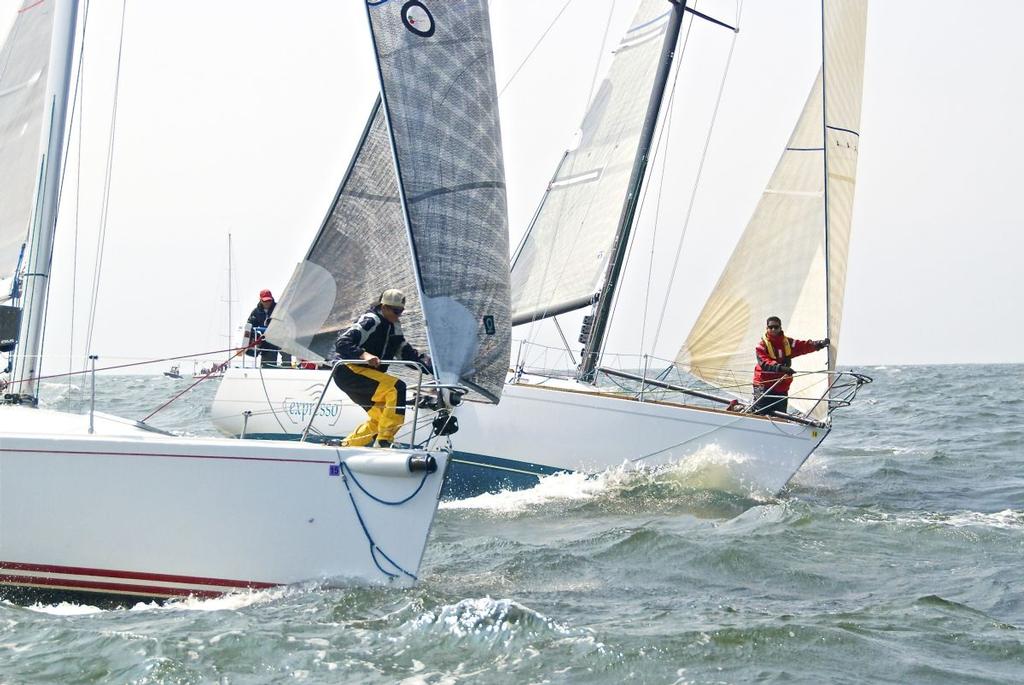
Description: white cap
380,288,406,308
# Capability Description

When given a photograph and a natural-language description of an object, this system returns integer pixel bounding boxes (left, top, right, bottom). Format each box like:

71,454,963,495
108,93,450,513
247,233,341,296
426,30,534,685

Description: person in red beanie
243,289,290,367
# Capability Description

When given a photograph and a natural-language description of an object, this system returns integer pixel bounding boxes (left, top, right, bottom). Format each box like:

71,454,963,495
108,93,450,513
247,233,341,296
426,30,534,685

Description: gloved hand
780,365,795,375
419,353,434,375
816,338,830,350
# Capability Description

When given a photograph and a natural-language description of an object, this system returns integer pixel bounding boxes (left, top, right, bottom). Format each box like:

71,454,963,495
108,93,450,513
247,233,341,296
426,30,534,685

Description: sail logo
281,384,342,426
401,1,434,37
282,398,342,425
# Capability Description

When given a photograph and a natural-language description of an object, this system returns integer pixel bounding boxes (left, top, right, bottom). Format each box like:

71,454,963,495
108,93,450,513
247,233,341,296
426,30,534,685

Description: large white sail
509,0,674,325
0,1,56,300
678,0,867,419
363,0,510,402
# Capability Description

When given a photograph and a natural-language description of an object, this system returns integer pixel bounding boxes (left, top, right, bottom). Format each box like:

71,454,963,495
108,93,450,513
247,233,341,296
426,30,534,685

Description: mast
10,0,80,401
577,0,686,382
819,0,833,367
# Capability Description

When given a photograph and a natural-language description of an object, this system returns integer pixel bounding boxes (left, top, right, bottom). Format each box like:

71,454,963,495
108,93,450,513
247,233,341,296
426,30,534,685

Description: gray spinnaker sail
265,99,427,362
364,0,511,403
509,0,674,325
0,1,57,300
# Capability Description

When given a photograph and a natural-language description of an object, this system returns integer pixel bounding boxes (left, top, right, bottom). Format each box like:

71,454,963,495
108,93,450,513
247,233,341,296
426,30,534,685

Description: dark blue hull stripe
236,433,568,500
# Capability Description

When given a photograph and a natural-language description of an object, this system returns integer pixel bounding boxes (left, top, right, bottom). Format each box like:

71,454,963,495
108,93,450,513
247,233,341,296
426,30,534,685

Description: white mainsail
509,0,674,325
0,1,56,300
678,0,867,419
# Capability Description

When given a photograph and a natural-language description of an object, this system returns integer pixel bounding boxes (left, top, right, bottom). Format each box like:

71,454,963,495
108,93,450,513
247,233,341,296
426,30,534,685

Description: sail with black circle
267,0,510,403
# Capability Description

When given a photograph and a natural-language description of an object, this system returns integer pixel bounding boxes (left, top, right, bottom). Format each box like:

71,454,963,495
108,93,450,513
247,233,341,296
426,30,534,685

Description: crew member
752,315,829,415
333,288,432,448
244,289,290,367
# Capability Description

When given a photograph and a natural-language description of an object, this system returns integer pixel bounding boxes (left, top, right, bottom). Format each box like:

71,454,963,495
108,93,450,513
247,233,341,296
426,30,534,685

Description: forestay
265,100,427,361
509,0,674,325
0,1,56,301
678,0,867,419
365,0,510,403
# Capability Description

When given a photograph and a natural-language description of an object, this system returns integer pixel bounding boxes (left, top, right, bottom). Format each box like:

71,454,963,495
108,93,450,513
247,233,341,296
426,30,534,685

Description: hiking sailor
332,289,432,448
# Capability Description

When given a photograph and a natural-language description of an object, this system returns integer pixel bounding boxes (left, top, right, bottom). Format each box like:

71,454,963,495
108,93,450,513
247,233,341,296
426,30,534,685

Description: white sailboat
0,0,511,603
211,0,871,499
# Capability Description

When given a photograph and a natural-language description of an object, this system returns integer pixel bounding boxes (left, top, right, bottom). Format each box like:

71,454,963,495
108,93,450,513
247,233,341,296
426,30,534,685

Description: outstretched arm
790,337,829,358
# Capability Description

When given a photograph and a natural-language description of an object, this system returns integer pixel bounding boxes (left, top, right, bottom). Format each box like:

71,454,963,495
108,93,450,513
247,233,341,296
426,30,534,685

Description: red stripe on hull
0,561,277,589
0,575,243,599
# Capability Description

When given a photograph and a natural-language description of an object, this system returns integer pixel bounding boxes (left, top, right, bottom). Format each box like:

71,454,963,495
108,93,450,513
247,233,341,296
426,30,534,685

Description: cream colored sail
678,0,867,419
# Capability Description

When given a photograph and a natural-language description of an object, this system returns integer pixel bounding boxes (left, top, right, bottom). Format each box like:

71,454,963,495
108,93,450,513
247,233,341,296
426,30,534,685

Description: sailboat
211,0,871,499
0,0,509,603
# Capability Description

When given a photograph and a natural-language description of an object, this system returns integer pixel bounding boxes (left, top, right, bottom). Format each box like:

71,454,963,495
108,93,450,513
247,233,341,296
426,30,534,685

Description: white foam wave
18,585,290,615
158,586,291,612
440,469,615,513
852,509,1024,531
442,445,769,514
916,509,1024,531
408,596,571,639
650,444,771,498
25,601,106,616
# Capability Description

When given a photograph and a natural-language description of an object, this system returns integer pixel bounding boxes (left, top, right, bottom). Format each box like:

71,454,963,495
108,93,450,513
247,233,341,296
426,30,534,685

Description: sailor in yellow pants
332,289,432,448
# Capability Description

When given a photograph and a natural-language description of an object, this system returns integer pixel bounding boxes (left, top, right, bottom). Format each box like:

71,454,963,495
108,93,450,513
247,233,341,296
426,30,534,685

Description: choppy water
3,364,1022,684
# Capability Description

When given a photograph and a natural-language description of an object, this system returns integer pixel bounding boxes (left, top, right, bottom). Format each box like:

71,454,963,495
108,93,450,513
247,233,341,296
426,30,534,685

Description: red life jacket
752,332,817,392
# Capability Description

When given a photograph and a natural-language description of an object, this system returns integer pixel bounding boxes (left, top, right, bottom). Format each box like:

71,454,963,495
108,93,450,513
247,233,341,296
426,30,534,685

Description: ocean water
2,364,1022,684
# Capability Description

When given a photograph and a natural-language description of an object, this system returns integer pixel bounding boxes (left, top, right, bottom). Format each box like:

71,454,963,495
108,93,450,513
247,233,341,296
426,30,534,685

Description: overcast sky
2,0,1021,377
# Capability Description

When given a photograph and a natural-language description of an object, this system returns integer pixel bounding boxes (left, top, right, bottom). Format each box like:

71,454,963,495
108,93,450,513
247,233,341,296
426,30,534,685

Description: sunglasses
390,307,404,315
767,324,781,330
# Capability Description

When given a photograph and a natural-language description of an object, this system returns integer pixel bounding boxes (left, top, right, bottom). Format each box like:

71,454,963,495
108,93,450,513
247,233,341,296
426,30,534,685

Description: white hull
211,368,828,498
0,405,447,603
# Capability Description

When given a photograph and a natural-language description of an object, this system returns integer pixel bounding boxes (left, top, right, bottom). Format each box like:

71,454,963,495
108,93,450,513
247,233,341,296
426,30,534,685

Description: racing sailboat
211,0,871,499
0,0,509,602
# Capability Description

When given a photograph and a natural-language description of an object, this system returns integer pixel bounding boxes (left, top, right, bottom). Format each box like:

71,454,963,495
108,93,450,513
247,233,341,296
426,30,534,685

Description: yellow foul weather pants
332,363,407,447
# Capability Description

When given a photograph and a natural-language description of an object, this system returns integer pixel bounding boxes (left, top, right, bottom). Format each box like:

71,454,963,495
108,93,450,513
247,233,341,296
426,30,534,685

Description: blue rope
338,462,430,580
341,461,430,505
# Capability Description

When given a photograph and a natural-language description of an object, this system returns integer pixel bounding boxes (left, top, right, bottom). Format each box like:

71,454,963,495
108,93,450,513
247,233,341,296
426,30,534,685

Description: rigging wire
67,0,91,407
601,2,701,367
498,0,574,97
515,0,619,352
82,0,128,362
583,0,617,108
634,4,696,360
650,2,744,356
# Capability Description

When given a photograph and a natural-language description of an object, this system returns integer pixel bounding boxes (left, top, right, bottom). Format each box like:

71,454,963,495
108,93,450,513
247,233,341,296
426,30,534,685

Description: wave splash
443,445,770,517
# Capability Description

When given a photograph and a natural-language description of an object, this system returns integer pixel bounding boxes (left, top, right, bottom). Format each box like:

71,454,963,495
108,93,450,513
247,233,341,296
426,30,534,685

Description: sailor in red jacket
752,315,829,415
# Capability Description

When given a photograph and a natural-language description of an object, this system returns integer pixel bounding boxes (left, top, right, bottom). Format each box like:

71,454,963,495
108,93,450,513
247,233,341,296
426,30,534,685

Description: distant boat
192,360,224,379
163,364,182,379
